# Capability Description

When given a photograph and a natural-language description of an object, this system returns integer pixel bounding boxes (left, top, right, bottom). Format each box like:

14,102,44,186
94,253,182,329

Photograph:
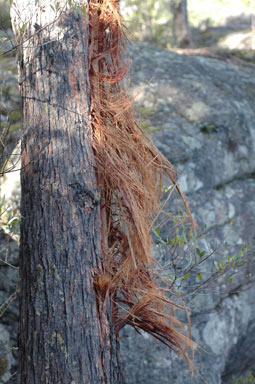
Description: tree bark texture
171,0,191,47
10,1,121,383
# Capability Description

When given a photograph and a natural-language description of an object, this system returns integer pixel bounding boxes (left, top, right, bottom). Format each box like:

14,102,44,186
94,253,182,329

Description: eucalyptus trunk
10,1,121,383
171,0,191,47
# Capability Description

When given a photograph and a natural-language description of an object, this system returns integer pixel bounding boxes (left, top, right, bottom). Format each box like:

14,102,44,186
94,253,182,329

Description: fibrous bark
88,0,195,366
11,1,121,383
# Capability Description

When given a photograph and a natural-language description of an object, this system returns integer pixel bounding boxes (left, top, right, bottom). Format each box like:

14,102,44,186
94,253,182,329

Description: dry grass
88,0,196,366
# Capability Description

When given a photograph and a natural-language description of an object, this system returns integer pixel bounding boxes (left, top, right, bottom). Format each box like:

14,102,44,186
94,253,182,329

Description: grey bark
10,1,121,383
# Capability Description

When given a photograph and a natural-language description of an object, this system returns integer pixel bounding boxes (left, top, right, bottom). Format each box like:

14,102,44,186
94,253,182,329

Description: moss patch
140,121,150,131
232,50,255,63
200,123,218,134
0,121,21,134
136,106,155,119
141,124,165,135
9,109,21,124
234,372,255,384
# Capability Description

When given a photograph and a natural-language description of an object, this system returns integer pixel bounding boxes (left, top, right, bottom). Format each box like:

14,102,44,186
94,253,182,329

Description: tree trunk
10,1,121,383
171,0,191,48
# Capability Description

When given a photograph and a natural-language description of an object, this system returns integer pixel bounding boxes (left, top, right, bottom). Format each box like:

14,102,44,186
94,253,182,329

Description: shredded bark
88,0,196,366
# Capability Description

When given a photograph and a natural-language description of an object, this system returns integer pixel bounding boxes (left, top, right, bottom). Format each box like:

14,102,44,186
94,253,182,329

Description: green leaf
68,0,72,6
229,219,234,227
152,227,160,237
19,23,27,34
178,236,185,247
229,275,235,284
237,262,245,268
197,272,203,281
182,231,187,244
181,273,191,281
233,255,239,264
196,248,205,259
200,250,205,259
214,261,219,270
8,217,20,230
82,5,86,15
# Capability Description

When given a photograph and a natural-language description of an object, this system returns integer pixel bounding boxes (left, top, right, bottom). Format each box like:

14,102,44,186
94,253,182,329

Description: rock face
1,44,255,383
120,45,255,384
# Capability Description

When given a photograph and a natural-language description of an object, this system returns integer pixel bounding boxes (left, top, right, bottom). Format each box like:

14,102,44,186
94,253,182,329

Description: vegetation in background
152,217,253,301
121,0,173,46
234,372,255,384
121,0,252,47
0,0,11,30
188,0,251,27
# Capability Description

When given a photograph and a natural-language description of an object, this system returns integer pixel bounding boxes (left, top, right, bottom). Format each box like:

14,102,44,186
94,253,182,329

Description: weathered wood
10,1,121,383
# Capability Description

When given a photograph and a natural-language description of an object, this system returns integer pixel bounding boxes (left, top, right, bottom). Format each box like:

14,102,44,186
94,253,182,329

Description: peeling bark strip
88,0,195,367
11,1,121,383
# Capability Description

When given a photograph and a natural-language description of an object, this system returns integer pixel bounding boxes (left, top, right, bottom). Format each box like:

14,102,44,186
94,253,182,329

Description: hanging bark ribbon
88,0,196,365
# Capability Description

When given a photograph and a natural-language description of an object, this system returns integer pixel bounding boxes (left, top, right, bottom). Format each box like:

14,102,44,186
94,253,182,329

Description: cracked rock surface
120,44,255,384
